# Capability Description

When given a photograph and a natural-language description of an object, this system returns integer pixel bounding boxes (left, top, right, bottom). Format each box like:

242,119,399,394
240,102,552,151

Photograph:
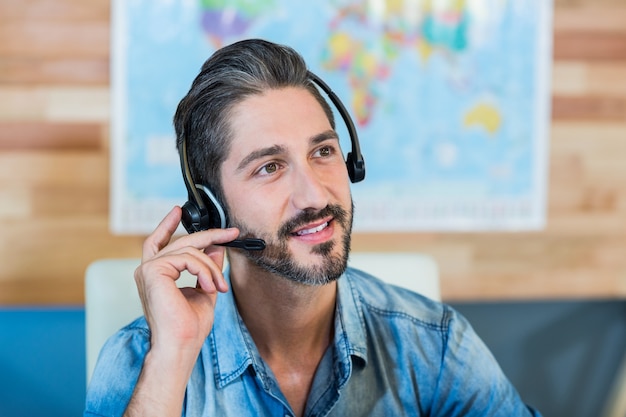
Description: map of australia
112,0,552,233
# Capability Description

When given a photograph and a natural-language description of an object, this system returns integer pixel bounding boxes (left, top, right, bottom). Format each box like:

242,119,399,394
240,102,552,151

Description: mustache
278,204,349,238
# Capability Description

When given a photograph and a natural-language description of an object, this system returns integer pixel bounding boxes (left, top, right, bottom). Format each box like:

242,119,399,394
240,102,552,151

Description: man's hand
124,206,239,416
135,206,239,353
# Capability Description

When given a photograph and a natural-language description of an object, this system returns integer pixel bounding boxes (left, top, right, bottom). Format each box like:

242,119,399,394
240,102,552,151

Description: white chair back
348,252,440,301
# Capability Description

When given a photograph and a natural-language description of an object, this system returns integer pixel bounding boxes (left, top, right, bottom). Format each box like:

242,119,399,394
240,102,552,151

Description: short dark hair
173,38,336,207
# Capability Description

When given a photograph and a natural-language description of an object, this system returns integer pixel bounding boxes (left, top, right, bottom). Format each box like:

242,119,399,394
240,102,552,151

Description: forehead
226,87,334,154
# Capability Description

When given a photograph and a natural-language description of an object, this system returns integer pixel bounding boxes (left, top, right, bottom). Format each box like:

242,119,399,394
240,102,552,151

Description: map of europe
111,0,552,233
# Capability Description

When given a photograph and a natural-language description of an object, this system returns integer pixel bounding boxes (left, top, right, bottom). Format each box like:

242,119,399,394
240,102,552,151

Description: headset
178,70,365,250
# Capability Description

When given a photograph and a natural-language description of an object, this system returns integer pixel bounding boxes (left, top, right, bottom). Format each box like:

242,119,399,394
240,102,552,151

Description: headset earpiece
180,184,227,233
346,152,365,183
180,198,205,234
178,136,227,233
197,184,226,229
307,71,366,183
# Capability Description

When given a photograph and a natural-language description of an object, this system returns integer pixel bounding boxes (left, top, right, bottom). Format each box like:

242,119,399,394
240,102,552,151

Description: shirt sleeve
430,307,542,417
84,320,151,417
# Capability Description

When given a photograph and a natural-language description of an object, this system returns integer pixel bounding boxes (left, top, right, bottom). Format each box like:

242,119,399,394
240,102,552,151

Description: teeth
296,222,328,236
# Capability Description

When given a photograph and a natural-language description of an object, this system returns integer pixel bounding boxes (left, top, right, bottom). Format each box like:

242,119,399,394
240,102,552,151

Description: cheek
333,177,352,205
227,187,284,231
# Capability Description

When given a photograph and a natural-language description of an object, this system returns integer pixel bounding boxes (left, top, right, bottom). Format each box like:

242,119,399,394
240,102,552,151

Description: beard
227,201,354,286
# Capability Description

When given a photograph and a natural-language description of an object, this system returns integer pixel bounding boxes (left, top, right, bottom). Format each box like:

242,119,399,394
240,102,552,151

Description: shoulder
340,268,537,415
91,316,152,377
343,266,454,330
107,316,151,348
85,317,152,415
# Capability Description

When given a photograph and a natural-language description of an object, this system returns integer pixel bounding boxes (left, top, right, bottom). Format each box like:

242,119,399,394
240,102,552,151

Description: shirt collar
335,268,368,363
210,266,260,389
210,267,369,389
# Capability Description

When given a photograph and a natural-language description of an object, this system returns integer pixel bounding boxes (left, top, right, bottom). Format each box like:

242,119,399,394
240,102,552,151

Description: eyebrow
235,129,339,172
236,144,286,172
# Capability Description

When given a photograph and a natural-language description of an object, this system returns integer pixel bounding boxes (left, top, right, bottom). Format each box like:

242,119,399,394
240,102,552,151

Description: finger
159,227,240,257
140,247,228,293
142,206,182,261
173,248,228,293
202,229,239,270
196,254,229,293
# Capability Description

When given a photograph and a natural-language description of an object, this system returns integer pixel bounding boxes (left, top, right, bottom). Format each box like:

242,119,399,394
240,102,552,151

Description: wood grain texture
0,122,102,150
0,87,110,122
554,32,626,61
0,0,625,304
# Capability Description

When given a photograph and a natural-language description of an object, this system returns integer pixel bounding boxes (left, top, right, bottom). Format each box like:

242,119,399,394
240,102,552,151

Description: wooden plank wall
0,0,625,305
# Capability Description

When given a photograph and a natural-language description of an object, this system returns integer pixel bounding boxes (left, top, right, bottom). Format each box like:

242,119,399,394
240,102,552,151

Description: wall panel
0,0,625,304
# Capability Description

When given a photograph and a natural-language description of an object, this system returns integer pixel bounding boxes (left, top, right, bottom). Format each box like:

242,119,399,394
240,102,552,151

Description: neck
228,257,337,360
228,254,339,417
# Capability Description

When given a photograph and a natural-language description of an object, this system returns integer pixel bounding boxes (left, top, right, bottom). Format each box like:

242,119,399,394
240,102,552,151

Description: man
85,39,540,417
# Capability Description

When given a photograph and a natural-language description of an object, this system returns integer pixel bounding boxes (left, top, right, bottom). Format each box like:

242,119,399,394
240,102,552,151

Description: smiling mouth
278,205,346,240
294,221,329,236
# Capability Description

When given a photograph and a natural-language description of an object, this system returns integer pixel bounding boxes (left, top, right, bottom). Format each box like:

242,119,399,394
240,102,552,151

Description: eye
314,145,335,158
262,162,277,174
258,162,279,176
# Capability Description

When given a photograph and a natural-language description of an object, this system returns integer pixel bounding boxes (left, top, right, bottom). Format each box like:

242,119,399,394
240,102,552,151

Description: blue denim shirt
85,267,540,417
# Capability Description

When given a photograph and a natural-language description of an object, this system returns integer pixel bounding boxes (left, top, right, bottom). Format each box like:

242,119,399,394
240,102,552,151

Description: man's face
220,87,354,285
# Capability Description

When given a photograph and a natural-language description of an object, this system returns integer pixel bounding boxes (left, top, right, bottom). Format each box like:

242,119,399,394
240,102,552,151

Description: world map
111,0,552,234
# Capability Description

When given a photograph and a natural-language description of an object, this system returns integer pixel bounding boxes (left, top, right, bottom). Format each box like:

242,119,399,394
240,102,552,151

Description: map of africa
111,0,552,234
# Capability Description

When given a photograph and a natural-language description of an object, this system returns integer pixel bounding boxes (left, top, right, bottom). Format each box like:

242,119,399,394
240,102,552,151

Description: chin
243,236,350,286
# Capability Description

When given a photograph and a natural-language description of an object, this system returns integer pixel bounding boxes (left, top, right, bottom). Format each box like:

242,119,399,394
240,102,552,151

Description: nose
289,162,330,212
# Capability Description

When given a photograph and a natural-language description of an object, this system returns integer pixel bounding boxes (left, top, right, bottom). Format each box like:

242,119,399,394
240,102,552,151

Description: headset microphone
178,70,365,251
219,239,266,251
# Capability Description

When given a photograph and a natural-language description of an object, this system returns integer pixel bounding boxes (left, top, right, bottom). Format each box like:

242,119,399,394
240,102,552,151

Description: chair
84,259,198,383
85,252,440,383
347,252,440,301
